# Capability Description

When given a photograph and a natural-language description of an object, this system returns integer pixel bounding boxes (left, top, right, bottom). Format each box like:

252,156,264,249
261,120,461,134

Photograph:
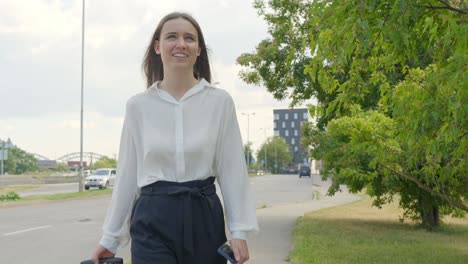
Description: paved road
0,174,357,264
17,174,324,203
248,181,360,263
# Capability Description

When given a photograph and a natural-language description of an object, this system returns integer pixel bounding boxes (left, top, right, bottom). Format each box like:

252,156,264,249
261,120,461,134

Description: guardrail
0,175,79,186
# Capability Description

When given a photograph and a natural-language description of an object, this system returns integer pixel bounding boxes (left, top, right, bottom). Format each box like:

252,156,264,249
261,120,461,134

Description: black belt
140,177,217,257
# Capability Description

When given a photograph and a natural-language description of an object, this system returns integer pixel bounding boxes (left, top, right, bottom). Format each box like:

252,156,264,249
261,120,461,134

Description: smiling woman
88,12,258,264
142,12,211,89
155,19,200,66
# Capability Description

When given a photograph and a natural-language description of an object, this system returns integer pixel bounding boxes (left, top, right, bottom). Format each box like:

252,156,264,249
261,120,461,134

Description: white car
84,168,116,190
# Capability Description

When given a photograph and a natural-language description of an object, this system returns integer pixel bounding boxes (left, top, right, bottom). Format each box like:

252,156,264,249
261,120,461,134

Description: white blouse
99,79,259,253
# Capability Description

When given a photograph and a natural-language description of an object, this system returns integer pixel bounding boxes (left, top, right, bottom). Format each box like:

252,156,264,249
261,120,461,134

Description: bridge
33,152,110,164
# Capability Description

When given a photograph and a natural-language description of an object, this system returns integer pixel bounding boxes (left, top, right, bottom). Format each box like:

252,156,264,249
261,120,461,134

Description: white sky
0,0,310,160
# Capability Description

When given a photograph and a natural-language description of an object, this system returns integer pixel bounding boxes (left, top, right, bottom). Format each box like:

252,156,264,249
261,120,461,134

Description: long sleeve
99,100,139,253
215,93,259,239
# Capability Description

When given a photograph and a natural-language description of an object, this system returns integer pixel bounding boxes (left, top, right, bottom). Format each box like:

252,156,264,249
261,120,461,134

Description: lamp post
1,138,14,175
241,112,255,167
79,0,86,192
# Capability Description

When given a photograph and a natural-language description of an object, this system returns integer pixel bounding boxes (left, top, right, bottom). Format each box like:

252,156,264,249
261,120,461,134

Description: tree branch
378,162,468,212
459,130,468,139
421,1,468,14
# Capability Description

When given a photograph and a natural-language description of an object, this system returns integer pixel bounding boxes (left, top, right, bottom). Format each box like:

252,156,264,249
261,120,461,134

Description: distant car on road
299,165,311,178
256,170,264,176
84,168,116,190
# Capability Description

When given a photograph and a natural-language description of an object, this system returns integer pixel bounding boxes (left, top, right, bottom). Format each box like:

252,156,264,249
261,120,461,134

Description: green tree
240,0,467,227
243,142,255,166
257,136,293,174
3,146,38,174
56,162,70,172
91,156,117,169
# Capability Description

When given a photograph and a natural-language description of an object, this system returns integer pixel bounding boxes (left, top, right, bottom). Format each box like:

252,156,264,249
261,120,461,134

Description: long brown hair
142,12,211,88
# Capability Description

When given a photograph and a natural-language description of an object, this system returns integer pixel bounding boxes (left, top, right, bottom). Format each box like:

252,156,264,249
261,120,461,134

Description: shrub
0,191,21,201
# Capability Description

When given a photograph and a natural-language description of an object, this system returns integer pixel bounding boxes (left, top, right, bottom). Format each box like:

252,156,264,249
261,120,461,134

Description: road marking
3,225,52,236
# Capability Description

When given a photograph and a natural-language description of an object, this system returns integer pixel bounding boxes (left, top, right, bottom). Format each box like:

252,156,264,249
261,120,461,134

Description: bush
0,191,21,201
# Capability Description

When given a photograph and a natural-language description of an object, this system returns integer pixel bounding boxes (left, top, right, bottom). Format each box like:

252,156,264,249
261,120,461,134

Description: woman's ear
154,40,161,55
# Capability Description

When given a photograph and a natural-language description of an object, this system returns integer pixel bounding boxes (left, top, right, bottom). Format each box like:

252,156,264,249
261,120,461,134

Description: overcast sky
0,0,310,161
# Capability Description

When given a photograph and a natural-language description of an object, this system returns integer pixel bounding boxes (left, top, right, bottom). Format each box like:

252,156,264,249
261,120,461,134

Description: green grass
290,195,468,264
22,189,113,200
0,189,112,207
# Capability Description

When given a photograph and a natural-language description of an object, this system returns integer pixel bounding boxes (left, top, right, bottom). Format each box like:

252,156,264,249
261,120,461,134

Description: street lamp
79,0,86,192
241,112,255,167
1,138,14,175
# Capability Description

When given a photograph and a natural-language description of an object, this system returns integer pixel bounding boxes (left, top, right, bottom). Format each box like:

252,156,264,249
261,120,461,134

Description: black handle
80,257,123,264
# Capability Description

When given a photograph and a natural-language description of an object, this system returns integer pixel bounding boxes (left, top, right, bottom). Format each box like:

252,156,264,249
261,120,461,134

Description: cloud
0,111,123,159
0,0,79,39
0,0,310,157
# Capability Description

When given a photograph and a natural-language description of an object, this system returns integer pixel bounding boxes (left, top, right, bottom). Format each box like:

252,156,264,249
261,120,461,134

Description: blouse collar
150,78,209,104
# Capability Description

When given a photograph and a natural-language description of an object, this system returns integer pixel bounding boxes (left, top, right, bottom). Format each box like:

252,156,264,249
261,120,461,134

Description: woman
90,12,258,264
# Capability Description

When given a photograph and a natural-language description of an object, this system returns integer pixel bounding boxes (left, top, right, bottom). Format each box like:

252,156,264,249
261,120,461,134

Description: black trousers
130,177,227,264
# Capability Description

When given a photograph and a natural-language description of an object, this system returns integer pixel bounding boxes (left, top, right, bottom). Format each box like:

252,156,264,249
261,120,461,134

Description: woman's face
154,18,201,73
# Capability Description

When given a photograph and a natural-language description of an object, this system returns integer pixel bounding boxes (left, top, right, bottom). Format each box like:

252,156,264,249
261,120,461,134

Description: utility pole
0,138,13,175
1,140,4,175
264,130,267,170
241,112,255,168
79,0,86,192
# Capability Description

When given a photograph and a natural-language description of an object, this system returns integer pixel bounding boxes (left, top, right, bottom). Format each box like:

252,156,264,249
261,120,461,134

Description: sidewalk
247,184,361,264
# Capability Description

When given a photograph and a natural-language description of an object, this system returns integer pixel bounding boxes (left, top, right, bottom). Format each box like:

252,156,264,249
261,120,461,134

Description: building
37,160,57,170
273,108,310,168
67,161,88,171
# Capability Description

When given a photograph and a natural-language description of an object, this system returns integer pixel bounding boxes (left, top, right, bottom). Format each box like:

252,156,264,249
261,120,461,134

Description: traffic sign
0,150,7,161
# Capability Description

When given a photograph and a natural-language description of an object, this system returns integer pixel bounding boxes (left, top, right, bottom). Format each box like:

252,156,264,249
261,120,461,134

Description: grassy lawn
290,195,468,264
20,189,113,200
0,189,112,208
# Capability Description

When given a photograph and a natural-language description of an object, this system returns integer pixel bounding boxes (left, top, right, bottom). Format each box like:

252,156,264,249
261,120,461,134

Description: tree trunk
420,204,440,229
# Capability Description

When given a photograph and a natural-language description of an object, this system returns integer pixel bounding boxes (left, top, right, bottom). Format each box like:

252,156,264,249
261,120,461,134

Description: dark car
299,165,311,178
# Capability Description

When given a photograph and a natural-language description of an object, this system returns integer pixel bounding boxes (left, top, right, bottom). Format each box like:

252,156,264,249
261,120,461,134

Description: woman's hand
91,244,115,264
230,239,249,263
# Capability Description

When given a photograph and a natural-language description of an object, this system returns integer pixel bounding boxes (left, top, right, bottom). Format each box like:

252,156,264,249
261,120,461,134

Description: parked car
299,165,311,178
84,168,116,190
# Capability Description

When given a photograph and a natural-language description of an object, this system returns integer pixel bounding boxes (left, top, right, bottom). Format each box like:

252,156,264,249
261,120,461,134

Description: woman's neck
159,71,199,101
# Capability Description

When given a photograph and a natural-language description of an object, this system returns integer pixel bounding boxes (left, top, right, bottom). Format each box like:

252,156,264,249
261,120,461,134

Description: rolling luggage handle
80,257,123,264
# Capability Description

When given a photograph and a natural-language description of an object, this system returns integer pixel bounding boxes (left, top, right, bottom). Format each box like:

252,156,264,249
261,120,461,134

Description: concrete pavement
247,180,360,264
0,174,359,264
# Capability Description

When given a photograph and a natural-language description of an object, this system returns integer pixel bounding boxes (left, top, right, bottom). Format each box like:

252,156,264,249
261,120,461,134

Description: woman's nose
175,37,187,48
